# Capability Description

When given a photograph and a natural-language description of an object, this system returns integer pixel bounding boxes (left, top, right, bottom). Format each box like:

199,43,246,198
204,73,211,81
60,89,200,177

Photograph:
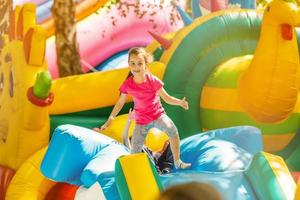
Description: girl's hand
96,116,114,132
180,97,189,110
100,119,113,131
92,124,108,132
100,124,108,131
93,127,101,132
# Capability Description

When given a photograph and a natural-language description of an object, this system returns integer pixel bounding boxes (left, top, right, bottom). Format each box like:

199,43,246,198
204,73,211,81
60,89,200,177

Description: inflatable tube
45,0,184,78
5,147,55,200
115,153,163,200
49,62,166,114
41,125,129,186
179,126,263,171
245,152,296,200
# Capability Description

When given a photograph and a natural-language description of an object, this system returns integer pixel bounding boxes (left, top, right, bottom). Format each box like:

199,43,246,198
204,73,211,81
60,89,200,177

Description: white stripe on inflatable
75,182,106,200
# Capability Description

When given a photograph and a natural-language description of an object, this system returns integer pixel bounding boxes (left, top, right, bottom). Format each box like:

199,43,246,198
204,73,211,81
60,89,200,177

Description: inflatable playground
1,0,300,199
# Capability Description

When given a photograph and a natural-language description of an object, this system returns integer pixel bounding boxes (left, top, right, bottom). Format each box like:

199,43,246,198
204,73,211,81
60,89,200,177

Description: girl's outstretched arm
100,93,128,130
158,88,189,110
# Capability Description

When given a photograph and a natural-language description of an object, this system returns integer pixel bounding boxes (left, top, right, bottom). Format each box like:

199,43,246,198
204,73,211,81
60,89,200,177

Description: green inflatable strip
200,109,300,135
153,47,164,61
286,148,300,171
147,156,164,192
56,107,113,117
163,11,262,137
115,158,132,200
282,129,300,170
245,152,287,200
49,116,107,138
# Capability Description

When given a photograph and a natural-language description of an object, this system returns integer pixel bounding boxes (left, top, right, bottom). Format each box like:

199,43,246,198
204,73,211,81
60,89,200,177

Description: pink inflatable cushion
45,0,184,78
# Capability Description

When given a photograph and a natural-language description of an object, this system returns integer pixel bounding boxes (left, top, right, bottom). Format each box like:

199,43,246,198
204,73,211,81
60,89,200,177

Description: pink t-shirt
119,73,165,125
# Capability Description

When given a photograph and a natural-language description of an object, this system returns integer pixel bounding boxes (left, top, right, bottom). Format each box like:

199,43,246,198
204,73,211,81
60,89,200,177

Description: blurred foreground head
157,182,222,200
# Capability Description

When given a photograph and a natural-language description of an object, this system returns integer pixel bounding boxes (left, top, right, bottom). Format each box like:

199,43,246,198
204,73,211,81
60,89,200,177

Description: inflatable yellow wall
0,4,52,170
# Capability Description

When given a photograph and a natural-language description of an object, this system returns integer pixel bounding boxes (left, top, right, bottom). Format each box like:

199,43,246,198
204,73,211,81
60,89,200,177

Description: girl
100,47,191,169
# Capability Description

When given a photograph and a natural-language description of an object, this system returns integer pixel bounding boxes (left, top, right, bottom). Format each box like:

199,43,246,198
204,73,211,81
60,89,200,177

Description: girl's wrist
179,101,183,107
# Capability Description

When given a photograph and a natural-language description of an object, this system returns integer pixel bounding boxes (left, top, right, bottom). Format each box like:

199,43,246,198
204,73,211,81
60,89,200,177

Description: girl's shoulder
146,73,161,82
123,75,134,84
146,73,164,86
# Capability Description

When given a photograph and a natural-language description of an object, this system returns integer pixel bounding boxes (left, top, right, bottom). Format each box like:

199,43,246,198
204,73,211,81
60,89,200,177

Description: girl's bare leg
169,135,191,169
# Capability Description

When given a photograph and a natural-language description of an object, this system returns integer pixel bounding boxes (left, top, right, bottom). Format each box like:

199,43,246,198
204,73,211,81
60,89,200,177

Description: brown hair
157,182,222,200
128,47,153,64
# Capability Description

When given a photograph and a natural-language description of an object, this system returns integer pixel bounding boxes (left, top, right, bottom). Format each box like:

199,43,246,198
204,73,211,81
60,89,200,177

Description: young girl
100,47,191,169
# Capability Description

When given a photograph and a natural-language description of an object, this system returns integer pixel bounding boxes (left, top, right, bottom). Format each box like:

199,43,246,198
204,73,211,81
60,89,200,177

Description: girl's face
129,54,147,76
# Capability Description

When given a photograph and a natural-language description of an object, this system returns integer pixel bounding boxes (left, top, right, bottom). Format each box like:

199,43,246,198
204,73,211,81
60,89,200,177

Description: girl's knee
130,145,143,154
167,130,179,138
130,148,140,154
130,139,144,153
162,123,178,138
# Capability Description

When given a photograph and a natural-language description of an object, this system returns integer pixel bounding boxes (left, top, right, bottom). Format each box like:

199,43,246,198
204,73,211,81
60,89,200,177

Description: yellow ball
145,128,169,152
